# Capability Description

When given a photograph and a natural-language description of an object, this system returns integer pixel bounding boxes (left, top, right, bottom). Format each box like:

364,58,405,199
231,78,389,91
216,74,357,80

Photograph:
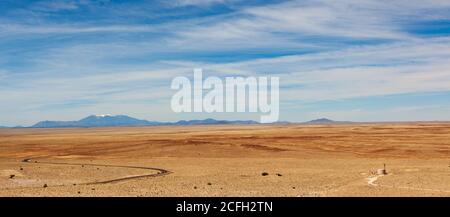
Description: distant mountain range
31,115,160,128
29,115,260,128
302,118,353,124
0,115,353,128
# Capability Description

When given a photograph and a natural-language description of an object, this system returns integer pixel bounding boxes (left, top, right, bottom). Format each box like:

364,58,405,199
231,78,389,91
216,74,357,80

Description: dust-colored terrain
1,123,450,196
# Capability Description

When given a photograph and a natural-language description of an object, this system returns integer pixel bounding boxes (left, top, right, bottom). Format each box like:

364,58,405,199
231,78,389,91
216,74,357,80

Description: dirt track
21,157,171,186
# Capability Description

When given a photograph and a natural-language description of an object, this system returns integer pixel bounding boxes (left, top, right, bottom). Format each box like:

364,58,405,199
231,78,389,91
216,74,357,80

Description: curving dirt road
21,157,171,186
366,174,450,194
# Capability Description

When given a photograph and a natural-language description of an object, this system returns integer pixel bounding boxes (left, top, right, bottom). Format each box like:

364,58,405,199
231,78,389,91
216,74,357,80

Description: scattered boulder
9,174,15,179
19,167,23,171
207,182,212,185
261,172,269,176
276,173,282,177
43,184,48,188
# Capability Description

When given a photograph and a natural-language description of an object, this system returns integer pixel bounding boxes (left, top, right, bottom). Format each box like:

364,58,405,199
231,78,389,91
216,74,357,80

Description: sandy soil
1,123,449,196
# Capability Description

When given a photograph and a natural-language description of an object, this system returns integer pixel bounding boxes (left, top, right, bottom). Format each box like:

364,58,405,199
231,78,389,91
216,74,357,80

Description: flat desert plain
1,123,450,196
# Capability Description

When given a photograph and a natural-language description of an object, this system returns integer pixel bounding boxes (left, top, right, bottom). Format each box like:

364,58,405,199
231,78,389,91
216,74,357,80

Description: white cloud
0,23,160,35
31,0,82,12
169,0,230,7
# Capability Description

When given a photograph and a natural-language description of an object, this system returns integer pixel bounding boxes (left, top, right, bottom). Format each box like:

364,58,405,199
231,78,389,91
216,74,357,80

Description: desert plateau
1,123,450,196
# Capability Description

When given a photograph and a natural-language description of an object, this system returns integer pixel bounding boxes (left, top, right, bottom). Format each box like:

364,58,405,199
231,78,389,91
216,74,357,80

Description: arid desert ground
1,123,450,196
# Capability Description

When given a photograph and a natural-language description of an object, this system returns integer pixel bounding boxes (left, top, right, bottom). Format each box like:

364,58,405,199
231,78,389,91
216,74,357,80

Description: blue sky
1,0,450,126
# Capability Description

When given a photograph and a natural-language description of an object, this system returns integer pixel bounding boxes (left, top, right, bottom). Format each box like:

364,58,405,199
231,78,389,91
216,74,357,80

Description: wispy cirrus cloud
168,0,230,7
1,0,450,125
162,36,450,101
31,0,87,12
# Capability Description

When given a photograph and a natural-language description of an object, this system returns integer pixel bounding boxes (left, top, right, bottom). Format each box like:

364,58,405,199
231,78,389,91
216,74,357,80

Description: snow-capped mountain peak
94,114,112,118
